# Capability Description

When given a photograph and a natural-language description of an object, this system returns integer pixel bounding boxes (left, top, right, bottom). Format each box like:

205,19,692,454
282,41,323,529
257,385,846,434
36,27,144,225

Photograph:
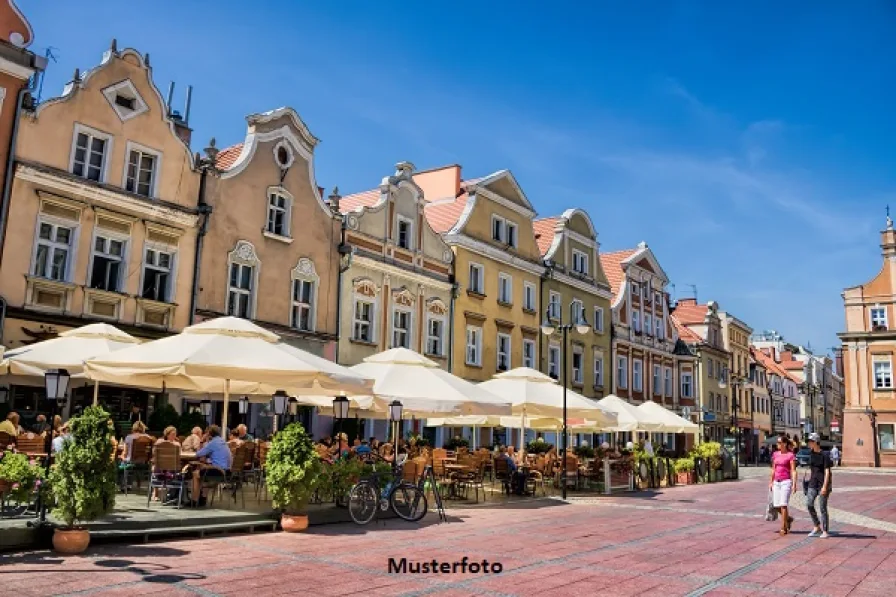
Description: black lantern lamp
288,396,299,418
238,396,249,415
389,400,403,422
44,368,70,409
0,386,8,404
272,390,289,416
333,394,350,420
199,399,212,418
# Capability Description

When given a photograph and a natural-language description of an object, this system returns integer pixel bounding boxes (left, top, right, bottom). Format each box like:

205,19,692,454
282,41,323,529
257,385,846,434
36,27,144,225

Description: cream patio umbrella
596,395,665,432
0,323,142,405
636,401,700,434
425,414,565,449
347,348,511,417
84,317,373,432
478,367,617,457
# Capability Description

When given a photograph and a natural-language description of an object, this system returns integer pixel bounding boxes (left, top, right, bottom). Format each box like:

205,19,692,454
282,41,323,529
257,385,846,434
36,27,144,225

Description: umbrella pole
92,380,100,406
519,409,527,460
222,379,230,434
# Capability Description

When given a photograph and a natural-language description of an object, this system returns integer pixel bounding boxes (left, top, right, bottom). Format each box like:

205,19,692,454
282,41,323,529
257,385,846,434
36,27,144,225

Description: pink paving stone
766,572,818,592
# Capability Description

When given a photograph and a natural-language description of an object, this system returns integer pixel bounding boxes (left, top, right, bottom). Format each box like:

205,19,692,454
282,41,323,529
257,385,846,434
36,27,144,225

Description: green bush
177,410,207,436
147,403,179,435
49,406,117,528
407,432,430,448
674,457,695,474
266,422,324,514
526,438,554,454
691,441,723,471
574,445,595,459
0,450,45,504
444,436,469,451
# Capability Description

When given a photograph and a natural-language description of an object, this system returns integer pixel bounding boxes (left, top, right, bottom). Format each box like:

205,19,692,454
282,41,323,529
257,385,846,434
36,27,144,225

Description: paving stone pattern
2,469,895,596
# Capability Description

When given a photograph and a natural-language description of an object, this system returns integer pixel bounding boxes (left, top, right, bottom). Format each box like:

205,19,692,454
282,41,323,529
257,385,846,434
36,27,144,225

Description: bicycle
348,455,428,525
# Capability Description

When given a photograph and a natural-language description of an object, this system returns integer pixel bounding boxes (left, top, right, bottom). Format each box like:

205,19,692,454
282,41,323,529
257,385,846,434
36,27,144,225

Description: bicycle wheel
348,482,378,525
390,483,428,522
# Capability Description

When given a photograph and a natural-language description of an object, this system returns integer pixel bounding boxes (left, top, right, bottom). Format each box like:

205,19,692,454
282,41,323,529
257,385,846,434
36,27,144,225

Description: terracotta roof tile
780,360,805,371
751,347,801,383
424,193,469,233
599,249,637,301
532,217,558,256
215,143,243,171
671,299,709,325
671,315,702,343
339,189,381,214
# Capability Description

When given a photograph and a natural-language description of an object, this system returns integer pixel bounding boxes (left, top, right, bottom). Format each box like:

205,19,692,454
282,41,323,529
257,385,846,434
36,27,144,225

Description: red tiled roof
339,189,380,214
216,143,243,171
532,217,558,256
671,298,709,325
423,193,469,233
780,360,805,371
671,315,702,343
752,347,800,383
599,249,637,301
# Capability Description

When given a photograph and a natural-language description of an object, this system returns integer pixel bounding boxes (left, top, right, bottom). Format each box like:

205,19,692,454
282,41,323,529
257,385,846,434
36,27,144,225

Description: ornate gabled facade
719,310,754,461
338,162,454,368
533,209,613,398
420,166,544,385
670,299,729,443
600,243,696,431
0,42,201,350
838,216,896,467
197,107,341,359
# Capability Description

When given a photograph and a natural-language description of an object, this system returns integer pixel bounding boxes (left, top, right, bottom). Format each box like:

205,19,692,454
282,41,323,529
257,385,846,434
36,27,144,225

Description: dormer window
490,215,517,247
396,215,413,250
505,222,517,247
631,282,640,299
102,80,148,121
572,249,588,275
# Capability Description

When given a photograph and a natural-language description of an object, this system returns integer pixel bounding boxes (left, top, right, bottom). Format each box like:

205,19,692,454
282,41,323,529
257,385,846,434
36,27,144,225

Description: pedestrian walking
804,433,832,538
769,435,796,535
830,445,840,467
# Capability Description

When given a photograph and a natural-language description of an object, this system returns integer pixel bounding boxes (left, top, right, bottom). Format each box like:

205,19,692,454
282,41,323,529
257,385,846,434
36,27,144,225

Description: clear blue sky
22,1,896,359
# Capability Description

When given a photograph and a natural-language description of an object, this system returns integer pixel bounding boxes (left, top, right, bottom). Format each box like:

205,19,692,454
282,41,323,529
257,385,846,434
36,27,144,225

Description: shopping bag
765,489,778,521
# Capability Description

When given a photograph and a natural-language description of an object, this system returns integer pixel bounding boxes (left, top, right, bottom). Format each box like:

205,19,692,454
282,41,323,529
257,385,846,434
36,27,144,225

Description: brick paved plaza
2,468,895,597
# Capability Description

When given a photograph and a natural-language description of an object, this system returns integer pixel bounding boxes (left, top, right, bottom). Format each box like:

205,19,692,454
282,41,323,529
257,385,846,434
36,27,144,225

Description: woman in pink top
769,435,797,535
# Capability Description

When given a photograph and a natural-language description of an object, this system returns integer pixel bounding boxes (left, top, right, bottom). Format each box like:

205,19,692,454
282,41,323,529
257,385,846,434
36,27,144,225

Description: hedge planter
52,528,90,554
281,514,309,533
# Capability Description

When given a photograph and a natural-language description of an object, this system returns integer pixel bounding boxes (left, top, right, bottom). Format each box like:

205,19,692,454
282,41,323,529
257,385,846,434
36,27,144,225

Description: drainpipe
0,88,32,267
447,280,457,373
539,261,552,372
189,141,218,325
331,187,349,364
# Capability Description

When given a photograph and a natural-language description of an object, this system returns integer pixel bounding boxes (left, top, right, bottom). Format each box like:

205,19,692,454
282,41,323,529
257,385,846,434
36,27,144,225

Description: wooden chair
492,456,511,493
457,458,488,503
15,433,47,458
121,436,153,495
254,441,270,499
210,445,249,509
147,442,186,508
0,431,14,450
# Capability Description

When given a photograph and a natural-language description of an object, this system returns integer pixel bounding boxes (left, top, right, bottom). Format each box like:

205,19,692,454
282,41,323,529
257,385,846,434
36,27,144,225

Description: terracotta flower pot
53,528,90,554
281,514,309,533
676,472,691,485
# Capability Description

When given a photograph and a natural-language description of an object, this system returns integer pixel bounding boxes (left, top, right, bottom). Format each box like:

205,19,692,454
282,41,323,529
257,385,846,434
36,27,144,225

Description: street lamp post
333,394,350,451
720,372,744,478
540,301,590,500
389,400,403,472
865,406,880,468
40,368,70,522
238,396,249,426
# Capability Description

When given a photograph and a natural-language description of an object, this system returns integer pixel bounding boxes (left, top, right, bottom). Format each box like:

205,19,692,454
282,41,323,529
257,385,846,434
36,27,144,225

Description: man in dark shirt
805,432,832,538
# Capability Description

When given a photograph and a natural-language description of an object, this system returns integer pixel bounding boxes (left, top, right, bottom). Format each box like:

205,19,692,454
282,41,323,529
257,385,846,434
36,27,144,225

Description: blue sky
21,1,896,359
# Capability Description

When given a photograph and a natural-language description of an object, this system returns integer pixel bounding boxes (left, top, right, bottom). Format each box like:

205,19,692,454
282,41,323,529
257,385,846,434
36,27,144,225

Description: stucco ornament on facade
231,240,259,265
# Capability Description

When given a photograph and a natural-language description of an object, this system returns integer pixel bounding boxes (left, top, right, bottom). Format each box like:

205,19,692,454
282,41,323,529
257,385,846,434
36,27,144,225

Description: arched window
227,240,260,318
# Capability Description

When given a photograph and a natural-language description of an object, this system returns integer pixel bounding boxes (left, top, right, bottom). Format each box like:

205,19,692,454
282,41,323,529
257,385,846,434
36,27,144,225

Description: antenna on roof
34,46,59,104
669,283,676,302
166,82,175,116
184,85,193,125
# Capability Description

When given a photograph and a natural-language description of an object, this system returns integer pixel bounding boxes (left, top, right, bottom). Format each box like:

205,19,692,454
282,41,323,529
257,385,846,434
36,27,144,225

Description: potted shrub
266,422,324,532
0,450,45,513
574,444,595,459
674,457,695,484
444,436,469,451
49,406,117,554
525,438,554,455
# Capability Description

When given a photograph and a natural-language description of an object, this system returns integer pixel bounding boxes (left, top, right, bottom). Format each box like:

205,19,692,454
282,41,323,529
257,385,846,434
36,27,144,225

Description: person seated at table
227,428,243,447
155,426,180,447
0,412,20,438
355,439,371,456
187,425,231,507
236,424,253,442
369,437,380,452
182,427,203,452
52,424,72,454
31,414,51,436
51,415,63,437
330,432,350,459
122,421,150,462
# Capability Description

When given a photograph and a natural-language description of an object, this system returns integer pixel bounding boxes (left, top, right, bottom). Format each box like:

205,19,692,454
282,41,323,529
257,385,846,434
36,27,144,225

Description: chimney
882,209,896,259
780,350,793,362
677,298,697,306
171,111,192,146
327,186,341,214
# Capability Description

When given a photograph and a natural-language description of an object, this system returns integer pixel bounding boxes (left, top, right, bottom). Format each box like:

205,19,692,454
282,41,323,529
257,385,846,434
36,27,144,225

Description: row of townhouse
0,8,842,451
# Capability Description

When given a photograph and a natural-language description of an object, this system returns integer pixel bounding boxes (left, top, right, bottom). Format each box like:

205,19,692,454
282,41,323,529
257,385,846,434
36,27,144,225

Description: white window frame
465,325,483,366
644,313,653,336
571,249,589,275
870,307,888,330
123,141,161,198
681,372,693,398
505,221,518,248
141,244,177,303
522,339,536,368
523,282,536,311
873,358,893,389
549,291,561,319
468,262,484,294
664,367,673,396
594,307,604,333
657,316,665,339
631,282,640,300
88,231,127,292
396,214,414,250
290,278,315,331
390,306,413,349
708,359,714,378
877,423,895,451
594,354,604,387
31,217,77,282
227,261,255,318
69,123,112,183
498,273,513,304
571,299,584,324
496,333,511,371
652,364,661,395
633,360,643,392
572,347,583,385
632,311,641,332
426,314,446,357
548,345,561,379
491,215,506,243
352,296,376,343
266,189,293,238
617,355,628,389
